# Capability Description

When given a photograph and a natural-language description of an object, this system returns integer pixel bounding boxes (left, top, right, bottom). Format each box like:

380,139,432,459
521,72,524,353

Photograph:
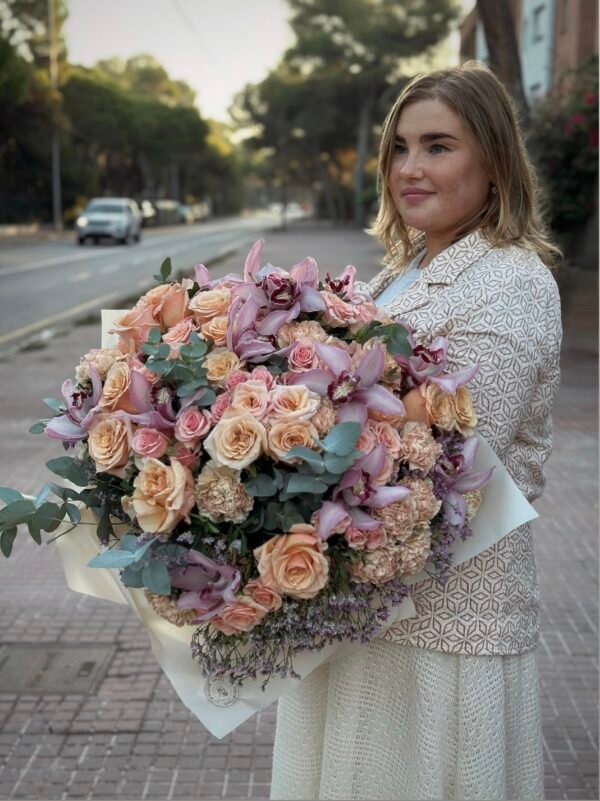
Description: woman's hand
402,385,429,424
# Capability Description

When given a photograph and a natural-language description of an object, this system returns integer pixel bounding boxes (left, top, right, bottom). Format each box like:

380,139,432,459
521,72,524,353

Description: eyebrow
395,132,459,143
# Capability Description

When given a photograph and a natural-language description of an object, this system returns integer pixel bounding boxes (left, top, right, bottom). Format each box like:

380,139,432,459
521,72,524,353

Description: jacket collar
371,230,493,319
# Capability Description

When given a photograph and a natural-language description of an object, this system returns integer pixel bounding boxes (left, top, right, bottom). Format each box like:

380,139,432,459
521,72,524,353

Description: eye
429,143,448,154
393,141,407,154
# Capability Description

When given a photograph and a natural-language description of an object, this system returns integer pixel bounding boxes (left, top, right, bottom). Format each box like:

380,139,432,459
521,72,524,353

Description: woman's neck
421,234,453,268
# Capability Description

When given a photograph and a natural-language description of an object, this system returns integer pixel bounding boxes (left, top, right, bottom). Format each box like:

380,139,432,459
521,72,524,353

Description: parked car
139,200,158,227
177,203,195,224
75,198,142,245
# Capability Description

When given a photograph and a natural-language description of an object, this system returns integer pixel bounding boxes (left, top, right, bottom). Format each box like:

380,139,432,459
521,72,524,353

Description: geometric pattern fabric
363,231,562,655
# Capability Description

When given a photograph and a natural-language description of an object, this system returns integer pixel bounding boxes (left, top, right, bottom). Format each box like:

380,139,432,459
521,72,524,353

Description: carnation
396,522,432,578
75,346,125,385
399,477,442,523
350,545,400,585
276,320,329,347
146,591,197,627
195,462,254,524
398,421,443,473
464,489,483,522
373,496,418,543
310,399,337,437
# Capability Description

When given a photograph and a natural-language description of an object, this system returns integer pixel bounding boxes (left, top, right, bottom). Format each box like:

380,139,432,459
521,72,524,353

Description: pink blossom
224,370,252,391
172,442,199,470
210,391,233,423
131,427,170,458
251,366,276,390
344,525,369,549
175,407,212,445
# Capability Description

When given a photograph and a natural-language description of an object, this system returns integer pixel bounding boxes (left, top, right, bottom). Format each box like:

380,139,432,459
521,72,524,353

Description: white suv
76,198,142,245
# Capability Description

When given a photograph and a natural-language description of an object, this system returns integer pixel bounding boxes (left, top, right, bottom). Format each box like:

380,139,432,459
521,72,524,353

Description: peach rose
204,348,245,387
210,597,267,634
111,304,157,352
122,457,195,534
365,526,387,551
200,315,228,347
131,427,170,459
321,291,378,328
243,579,282,612
422,384,477,435
189,288,232,324
204,412,267,469
267,419,319,461
371,453,395,486
229,380,270,421
268,385,320,422
368,420,403,460
356,426,378,456
163,318,198,358
174,407,211,445
88,414,132,477
138,282,190,330
287,339,319,373
254,524,329,600
368,408,406,428
344,525,368,549
98,361,145,414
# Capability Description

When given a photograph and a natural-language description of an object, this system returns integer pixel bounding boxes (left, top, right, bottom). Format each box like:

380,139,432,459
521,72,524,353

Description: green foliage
528,58,598,251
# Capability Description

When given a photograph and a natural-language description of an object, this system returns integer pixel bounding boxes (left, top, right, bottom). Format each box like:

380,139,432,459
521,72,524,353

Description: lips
400,188,434,197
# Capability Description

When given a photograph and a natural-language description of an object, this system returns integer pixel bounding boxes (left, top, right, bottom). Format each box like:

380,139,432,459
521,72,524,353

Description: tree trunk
353,91,375,227
477,0,530,128
315,150,338,223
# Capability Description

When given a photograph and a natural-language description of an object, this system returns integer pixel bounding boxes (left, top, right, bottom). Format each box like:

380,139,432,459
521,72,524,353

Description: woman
270,62,562,801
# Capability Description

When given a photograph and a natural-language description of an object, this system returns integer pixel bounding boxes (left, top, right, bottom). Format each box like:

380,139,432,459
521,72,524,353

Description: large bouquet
1,241,494,692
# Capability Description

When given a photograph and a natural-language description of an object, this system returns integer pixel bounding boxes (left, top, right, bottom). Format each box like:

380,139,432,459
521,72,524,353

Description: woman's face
387,98,491,246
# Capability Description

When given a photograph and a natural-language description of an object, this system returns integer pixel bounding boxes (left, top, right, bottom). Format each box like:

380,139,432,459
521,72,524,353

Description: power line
171,0,224,71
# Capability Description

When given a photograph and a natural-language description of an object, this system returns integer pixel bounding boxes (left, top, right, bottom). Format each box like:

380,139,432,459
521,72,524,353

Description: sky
64,0,472,123
64,0,296,121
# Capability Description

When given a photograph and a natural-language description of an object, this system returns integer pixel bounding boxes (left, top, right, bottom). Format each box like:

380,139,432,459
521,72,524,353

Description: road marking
69,270,91,283
0,283,154,347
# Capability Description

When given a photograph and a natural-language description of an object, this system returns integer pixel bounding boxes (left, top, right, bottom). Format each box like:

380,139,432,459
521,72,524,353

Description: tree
94,54,197,108
284,0,459,225
476,0,529,128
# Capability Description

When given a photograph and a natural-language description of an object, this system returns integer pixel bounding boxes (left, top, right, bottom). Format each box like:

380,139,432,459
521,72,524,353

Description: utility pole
48,0,62,230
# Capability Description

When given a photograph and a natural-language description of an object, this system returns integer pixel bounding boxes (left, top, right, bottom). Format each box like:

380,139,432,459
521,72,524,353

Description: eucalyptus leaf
0,487,23,505
156,343,171,360
282,447,324,474
245,474,278,498
142,559,171,595
35,502,62,532
29,421,47,435
65,504,81,525
176,379,206,398
0,498,36,528
160,257,172,282
146,360,172,376
87,549,135,569
286,474,329,495
34,485,52,508
120,564,145,588
46,456,89,487
27,518,42,545
43,397,64,414
147,327,162,345
193,388,216,407
0,527,17,557
321,422,362,456
324,451,361,474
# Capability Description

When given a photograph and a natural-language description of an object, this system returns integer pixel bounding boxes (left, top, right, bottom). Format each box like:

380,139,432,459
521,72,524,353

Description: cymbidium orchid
289,342,405,425
314,444,411,539
396,335,480,390
171,549,241,622
434,436,494,525
45,368,103,441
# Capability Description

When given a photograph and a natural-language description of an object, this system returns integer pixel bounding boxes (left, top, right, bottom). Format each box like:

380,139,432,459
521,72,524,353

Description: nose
397,150,425,180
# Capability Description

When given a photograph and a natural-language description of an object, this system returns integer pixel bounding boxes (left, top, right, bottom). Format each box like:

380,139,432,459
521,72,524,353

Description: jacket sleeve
441,261,562,498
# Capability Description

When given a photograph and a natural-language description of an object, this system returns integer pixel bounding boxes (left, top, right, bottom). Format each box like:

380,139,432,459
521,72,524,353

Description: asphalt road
0,213,286,348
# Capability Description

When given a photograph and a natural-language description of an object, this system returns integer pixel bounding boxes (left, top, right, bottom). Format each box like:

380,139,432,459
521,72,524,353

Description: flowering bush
0,242,492,687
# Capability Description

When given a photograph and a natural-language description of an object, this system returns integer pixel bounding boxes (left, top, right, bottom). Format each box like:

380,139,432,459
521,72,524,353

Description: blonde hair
370,61,560,268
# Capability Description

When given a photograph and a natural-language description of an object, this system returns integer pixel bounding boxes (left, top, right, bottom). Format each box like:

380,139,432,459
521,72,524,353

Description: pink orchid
323,265,357,300
435,436,494,525
289,341,405,425
171,550,241,622
45,368,103,441
333,443,411,509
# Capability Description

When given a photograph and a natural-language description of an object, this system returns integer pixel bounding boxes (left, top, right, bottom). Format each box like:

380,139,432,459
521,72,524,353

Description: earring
490,186,497,195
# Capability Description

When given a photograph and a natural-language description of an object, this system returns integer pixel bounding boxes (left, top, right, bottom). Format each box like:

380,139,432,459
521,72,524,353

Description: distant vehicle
139,200,158,227
76,198,142,245
177,204,195,225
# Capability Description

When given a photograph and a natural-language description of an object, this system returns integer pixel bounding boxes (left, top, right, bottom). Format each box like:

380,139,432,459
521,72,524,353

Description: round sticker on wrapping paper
204,676,240,707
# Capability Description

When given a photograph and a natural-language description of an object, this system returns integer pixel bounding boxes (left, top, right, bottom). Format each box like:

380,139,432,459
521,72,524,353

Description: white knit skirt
270,640,543,801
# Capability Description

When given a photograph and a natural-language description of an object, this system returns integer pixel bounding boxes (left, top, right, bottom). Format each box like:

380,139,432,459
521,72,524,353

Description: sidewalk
0,224,597,800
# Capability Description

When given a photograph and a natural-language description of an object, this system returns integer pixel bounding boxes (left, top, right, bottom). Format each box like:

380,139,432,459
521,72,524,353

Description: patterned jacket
363,230,562,655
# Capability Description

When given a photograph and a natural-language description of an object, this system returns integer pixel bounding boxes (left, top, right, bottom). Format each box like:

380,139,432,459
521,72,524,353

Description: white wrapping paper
50,310,539,738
